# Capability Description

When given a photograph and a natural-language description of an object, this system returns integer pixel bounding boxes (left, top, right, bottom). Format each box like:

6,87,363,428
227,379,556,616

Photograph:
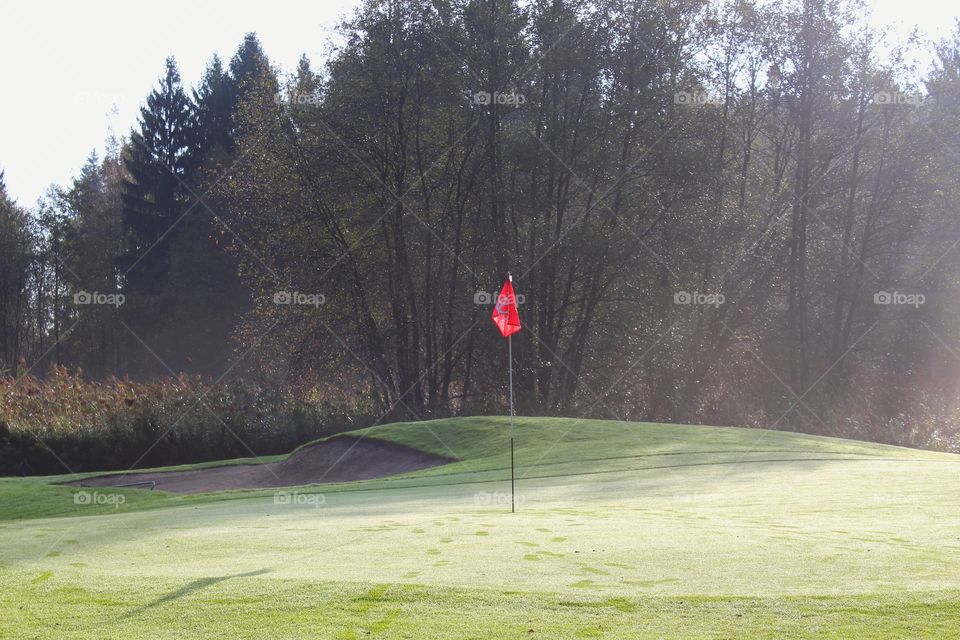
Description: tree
0,173,36,373
119,56,199,371
52,149,125,376
193,55,234,161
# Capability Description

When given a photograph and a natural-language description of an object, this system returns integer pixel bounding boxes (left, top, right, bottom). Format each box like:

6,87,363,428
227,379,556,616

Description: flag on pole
492,276,522,338
492,273,521,512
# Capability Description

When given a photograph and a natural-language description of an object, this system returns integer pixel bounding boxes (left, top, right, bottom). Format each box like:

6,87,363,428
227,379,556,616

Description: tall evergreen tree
192,34,271,163
56,151,125,376
193,55,234,159
0,173,36,373
120,57,197,278
119,56,198,363
139,37,275,376
229,33,270,99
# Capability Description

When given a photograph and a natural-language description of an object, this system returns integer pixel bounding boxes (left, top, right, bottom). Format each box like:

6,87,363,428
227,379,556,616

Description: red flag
491,275,522,338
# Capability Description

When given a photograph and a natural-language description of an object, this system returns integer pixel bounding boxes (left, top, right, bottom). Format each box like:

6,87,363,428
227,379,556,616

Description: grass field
3,417,960,638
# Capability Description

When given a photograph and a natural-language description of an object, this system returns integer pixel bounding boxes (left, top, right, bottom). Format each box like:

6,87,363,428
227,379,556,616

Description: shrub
0,366,370,476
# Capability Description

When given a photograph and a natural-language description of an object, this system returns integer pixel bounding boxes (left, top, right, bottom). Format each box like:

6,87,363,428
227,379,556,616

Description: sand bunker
67,435,451,494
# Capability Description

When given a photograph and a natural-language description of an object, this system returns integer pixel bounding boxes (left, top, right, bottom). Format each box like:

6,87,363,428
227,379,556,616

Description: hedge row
0,367,368,475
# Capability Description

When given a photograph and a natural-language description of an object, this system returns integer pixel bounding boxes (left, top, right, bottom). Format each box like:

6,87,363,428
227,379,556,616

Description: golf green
3,417,959,638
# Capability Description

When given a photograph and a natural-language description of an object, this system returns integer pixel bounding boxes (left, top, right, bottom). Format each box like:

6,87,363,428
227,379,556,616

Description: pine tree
57,151,125,376
120,57,197,276
119,56,198,352
0,172,37,372
229,33,270,100
192,34,271,163
115,37,276,377
193,55,234,159
292,54,320,108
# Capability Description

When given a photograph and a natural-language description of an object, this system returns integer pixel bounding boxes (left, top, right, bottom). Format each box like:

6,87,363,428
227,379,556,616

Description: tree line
3,0,960,450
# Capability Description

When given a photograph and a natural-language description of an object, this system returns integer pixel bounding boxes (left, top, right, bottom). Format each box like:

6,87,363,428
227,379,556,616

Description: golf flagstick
491,273,522,513
509,333,515,513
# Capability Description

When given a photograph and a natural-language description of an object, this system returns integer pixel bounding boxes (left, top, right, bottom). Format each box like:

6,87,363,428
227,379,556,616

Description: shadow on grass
121,568,270,618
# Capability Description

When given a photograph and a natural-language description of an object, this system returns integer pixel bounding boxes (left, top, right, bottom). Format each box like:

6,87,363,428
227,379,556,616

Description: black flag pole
494,271,519,513
509,331,515,513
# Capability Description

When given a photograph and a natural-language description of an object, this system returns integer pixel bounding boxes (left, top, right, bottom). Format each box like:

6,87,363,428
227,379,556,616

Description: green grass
3,417,960,638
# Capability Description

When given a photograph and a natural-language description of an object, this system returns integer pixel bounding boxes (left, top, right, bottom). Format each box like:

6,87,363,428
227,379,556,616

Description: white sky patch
0,0,357,206
0,0,957,206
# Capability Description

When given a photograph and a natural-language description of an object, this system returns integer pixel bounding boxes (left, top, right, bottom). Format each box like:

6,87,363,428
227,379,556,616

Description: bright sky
0,0,957,207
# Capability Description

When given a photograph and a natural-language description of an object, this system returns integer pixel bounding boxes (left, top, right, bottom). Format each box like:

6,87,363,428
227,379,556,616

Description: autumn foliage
0,366,364,475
